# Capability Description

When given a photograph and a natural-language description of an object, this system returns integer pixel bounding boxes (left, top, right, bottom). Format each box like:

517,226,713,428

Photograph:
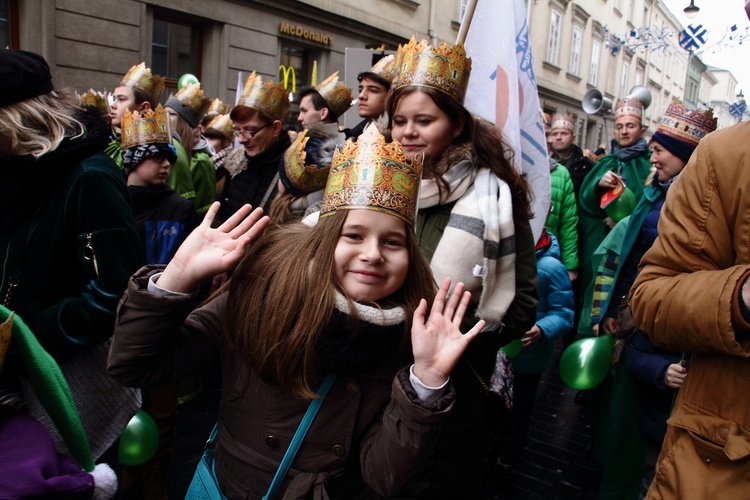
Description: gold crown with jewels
394,37,472,105
315,71,353,119
321,123,423,225
205,113,234,142
657,99,717,147
166,82,211,127
78,89,109,116
238,71,290,121
360,54,398,84
121,104,172,150
118,62,165,104
208,98,230,115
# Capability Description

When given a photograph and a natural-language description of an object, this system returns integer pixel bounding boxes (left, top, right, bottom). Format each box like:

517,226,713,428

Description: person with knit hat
585,100,717,498
120,104,199,498
0,49,141,468
165,82,216,214
218,72,292,222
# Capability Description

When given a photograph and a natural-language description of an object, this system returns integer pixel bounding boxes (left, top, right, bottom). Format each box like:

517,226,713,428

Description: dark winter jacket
108,266,455,499
128,184,199,265
0,107,141,360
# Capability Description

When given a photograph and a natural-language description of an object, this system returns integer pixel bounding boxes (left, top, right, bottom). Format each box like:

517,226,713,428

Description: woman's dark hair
387,86,533,229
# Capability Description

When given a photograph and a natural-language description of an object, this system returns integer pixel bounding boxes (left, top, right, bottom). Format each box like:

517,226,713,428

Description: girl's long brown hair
387,86,533,229
224,210,437,399
169,110,195,158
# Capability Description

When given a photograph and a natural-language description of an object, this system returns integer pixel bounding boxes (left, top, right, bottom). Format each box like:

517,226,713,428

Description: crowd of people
1,13,748,498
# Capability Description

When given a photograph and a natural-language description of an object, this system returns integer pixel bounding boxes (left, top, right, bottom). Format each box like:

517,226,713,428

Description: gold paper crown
395,37,472,104
119,62,165,104
315,71,353,118
282,128,333,195
321,123,423,225
360,54,398,84
205,113,234,142
167,82,211,126
657,99,717,147
238,71,290,121
208,98,230,115
79,89,109,116
614,98,643,120
551,113,575,132
121,104,172,150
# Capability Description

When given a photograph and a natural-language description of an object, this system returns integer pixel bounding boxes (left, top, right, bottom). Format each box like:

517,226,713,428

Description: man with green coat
577,98,652,336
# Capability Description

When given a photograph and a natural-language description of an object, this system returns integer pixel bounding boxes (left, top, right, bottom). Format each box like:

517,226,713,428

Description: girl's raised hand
411,278,485,387
157,202,269,293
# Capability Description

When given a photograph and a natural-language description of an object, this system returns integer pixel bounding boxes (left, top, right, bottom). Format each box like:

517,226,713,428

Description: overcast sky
662,0,750,94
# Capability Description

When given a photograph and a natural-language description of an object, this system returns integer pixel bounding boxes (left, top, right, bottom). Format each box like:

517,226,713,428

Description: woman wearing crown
588,100,717,498
387,38,538,497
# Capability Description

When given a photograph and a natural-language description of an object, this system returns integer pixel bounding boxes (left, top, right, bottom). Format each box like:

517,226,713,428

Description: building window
620,61,630,98
459,0,470,23
569,25,583,76
280,43,322,127
151,14,203,93
588,39,601,86
547,9,562,66
0,0,18,49
635,67,644,87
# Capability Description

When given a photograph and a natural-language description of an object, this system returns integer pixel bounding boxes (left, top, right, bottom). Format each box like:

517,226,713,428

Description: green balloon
605,186,636,222
559,335,614,390
119,410,159,466
500,338,523,359
177,73,200,90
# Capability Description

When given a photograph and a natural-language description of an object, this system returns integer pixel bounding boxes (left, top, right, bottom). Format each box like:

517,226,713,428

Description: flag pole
456,0,479,45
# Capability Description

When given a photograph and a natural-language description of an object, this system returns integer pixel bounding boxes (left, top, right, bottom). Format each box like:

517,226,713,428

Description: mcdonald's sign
278,65,296,93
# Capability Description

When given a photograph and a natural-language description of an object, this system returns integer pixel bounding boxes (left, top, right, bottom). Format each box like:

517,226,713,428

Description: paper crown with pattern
394,37,472,105
657,99,717,147
614,98,643,120
121,104,172,150
205,113,234,142
238,71,290,121
551,113,575,132
315,71,353,118
165,82,211,128
78,89,109,116
359,54,398,85
282,126,334,196
208,98,230,115
118,62,165,104
321,123,423,225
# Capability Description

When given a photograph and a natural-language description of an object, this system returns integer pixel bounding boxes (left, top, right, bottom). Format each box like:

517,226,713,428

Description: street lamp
684,0,700,19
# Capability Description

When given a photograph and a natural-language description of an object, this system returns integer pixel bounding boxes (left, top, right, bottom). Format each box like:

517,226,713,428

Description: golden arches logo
278,65,296,93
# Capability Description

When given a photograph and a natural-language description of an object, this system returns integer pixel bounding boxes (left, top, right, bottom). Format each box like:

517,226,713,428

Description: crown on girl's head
205,113,234,142
78,89,109,116
657,99,717,146
614,98,643,120
121,105,172,150
551,113,576,132
118,62,165,104
315,72,353,118
321,123,423,225
238,71,290,121
208,98,230,115
166,82,211,127
394,37,472,104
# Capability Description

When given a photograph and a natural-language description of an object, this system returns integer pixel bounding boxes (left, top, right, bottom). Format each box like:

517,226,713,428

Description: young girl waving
108,124,484,498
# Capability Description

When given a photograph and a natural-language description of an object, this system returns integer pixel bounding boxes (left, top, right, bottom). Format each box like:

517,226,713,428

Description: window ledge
566,72,582,83
388,0,420,9
543,61,562,73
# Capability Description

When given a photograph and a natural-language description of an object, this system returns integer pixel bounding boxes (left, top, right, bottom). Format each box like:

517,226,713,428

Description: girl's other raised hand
411,278,485,387
157,202,269,293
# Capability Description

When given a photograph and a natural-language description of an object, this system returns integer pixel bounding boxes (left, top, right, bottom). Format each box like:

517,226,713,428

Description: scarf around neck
420,147,516,331
610,137,649,163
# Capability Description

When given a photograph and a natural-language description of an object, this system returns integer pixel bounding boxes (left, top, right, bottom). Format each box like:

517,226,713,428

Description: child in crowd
119,105,199,497
108,124,485,498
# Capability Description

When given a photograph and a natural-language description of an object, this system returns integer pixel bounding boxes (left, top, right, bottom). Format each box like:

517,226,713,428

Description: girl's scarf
420,152,516,331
